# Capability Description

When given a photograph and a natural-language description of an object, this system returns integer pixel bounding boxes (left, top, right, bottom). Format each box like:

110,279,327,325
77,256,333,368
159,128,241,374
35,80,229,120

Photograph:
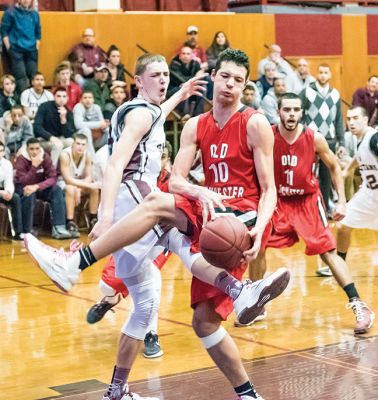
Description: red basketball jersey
196,106,260,209
272,125,318,197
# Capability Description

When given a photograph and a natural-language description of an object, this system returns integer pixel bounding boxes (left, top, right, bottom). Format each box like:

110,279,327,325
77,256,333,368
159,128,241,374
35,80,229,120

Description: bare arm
343,156,359,179
315,132,346,220
59,152,92,190
245,113,277,259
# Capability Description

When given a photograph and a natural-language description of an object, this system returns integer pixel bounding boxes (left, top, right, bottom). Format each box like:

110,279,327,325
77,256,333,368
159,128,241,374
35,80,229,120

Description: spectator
261,78,286,125
14,138,72,239
0,105,33,158
83,63,111,111
176,25,207,69
285,58,315,95
103,85,127,121
206,31,231,72
73,90,109,154
0,140,23,240
255,61,276,99
53,61,82,111
106,45,127,89
0,74,20,117
34,87,75,166
301,63,344,214
167,46,204,119
58,133,100,236
258,44,293,79
352,75,378,126
1,0,41,93
241,81,262,111
68,28,107,86
20,71,53,121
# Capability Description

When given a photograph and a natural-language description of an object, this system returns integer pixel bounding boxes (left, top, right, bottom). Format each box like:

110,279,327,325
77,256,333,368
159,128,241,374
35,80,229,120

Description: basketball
199,216,252,270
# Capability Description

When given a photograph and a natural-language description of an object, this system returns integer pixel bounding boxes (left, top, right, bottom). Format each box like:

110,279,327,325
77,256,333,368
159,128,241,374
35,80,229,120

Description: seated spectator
73,90,109,154
167,46,204,119
0,105,33,158
20,71,53,121
176,25,207,69
1,0,41,93
352,75,378,126
241,81,262,111
103,85,127,121
285,58,315,95
34,87,75,166
106,45,127,89
14,138,72,239
0,140,23,240
261,78,286,125
206,31,231,72
83,63,111,111
258,44,293,79
58,133,100,236
68,28,107,86
255,61,276,99
53,61,82,111
0,74,20,117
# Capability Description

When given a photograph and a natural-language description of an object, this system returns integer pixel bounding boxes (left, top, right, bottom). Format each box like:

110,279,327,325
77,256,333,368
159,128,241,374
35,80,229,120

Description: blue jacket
1,5,41,51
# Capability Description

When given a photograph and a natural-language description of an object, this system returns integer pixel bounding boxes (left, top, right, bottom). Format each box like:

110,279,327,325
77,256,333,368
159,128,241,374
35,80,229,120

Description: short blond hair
134,54,166,76
0,74,15,89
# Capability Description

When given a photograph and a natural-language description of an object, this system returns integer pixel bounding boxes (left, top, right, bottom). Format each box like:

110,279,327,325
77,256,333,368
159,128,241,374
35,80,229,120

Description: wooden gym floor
0,227,377,400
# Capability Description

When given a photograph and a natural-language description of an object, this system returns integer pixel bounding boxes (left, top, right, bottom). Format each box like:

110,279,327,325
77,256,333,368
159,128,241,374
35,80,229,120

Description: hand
336,146,346,159
58,106,67,119
74,188,81,206
23,184,38,196
50,136,61,147
69,239,84,252
99,119,110,130
0,190,12,201
89,181,102,190
88,217,112,240
30,151,44,167
196,186,232,225
243,225,264,261
179,75,208,102
332,202,346,221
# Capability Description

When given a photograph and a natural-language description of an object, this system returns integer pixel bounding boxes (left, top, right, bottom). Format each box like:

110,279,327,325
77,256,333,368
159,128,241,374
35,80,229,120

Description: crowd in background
0,0,377,242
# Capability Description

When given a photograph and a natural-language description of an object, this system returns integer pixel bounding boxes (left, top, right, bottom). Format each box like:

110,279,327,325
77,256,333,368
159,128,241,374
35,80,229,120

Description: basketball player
25,51,290,399
246,93,375,334
337,106,378,259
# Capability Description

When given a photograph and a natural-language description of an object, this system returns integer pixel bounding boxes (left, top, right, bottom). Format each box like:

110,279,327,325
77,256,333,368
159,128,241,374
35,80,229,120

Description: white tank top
356,128,378,194
62,146,87,180
109,96,165,188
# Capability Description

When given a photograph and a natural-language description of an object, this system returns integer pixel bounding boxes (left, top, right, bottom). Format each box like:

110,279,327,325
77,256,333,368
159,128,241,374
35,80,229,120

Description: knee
65,185,75,196
192,310,220,338
144,191,171,216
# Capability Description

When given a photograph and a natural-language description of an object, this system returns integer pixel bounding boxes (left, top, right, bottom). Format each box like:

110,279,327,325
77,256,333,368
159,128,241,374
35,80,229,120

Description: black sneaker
89,217,98,232
87,293,122,324
12,233,24,241
66,221,80,238
143,331,163,358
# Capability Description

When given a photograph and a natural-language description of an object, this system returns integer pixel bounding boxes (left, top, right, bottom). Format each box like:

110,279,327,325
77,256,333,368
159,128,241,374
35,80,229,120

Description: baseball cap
94,63,109,72
187,25,198,34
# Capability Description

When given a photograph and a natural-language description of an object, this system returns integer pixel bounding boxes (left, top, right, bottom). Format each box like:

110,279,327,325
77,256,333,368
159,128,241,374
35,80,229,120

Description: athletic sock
66,218,74,224
343,283,360,300
108,365,131,392
89,213,97,220
214,271,243,300
337,251,347,261
234,381,259,399
79,246,97,271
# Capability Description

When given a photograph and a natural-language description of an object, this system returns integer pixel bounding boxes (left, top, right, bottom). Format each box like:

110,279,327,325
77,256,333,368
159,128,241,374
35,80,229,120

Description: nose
226,77,235,87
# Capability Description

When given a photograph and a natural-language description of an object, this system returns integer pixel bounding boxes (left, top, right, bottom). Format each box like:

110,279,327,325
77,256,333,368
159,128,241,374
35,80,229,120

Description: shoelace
346,300,367,322
106,382,122,398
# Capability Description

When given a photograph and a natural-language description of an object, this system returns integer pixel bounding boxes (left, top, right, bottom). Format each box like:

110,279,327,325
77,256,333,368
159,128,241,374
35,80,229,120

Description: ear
134,75,143,89
210,69,216,82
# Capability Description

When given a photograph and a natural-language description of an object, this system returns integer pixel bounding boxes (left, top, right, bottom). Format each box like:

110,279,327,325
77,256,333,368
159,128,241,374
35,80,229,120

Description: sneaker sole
354,312,375,334
24,235,69,293
237,268,290,325
143,349,164,359
316,270,333,277
234,312,267,327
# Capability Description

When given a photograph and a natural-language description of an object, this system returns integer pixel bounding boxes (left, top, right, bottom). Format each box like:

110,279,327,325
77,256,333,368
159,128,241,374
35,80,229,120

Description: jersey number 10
209,162,229,183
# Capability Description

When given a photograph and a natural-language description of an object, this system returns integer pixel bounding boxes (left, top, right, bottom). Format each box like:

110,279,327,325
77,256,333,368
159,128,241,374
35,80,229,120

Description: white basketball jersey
109,96,165,187
356,128,378,193
62,146,86,179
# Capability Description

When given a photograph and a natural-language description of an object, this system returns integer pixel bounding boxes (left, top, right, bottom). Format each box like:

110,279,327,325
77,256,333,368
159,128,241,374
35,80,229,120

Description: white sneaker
234,267,290,325
234,308,267,327
239,395,264,400
24,233,81,292
102,383,160,400
316,265,333,277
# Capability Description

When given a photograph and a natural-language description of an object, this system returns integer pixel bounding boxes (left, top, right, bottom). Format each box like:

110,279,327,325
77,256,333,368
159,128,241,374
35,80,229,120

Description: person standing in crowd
205,31,231,72
352,75,378,127
285,58,315,95
106,45,127,89
258,44,292,79
1,0,41,93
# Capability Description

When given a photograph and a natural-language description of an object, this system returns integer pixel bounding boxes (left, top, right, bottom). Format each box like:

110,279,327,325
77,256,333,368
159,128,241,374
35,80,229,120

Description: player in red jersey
26,50,290,400
247,92,374,334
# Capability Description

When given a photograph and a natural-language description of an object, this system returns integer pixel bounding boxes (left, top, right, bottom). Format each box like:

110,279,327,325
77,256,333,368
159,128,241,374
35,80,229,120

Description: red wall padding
367,16,378,55
275,14,342,56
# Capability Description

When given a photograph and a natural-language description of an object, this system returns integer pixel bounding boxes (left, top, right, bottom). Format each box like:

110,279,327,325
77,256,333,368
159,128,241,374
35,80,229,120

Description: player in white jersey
337,106,378,259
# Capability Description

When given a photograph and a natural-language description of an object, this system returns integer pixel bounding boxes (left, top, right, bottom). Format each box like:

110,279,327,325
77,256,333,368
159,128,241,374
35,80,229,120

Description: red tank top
272,125,318,197
196,106,260,209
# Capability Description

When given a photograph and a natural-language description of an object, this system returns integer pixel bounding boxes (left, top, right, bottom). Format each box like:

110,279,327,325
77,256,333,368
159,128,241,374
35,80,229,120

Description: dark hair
277,92,303,109
182,41,195,50
26,138,40,147
214,49,250,79
32,71,44,81
318,63,331,70
11,104,24,113
53,86,67,95
107,44,120,58
368,75,378,82
73,133,88,142
348,105,368,118
273,77,285,85
81,90,94,97
209,31,230,52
